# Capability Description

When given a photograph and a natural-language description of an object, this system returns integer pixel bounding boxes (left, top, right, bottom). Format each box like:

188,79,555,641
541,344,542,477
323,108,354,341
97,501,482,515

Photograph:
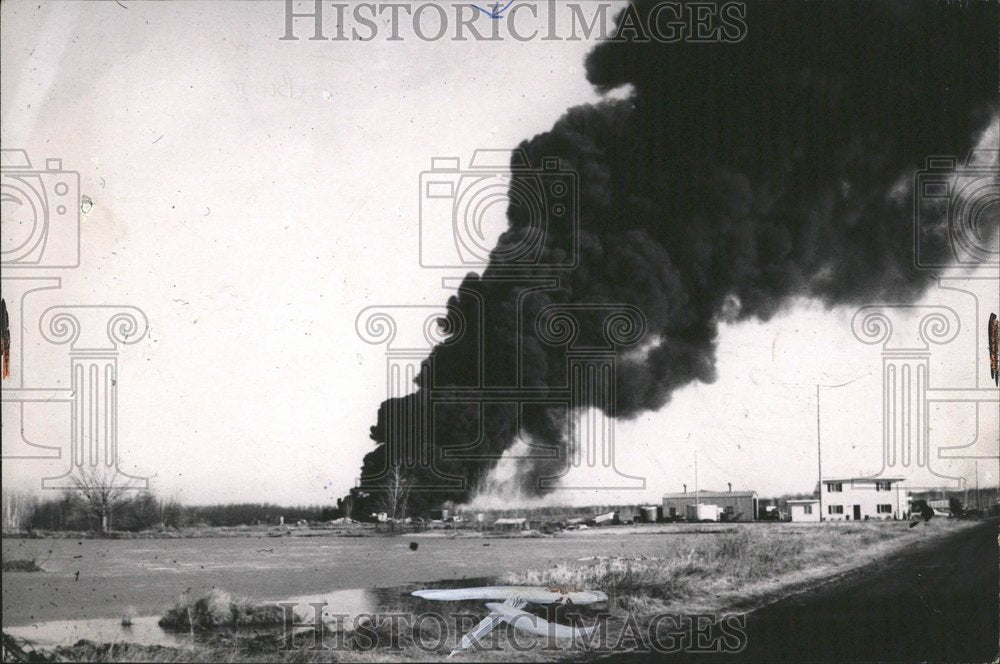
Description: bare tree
71,466,143,534
376,463,410,523
1,488,37,530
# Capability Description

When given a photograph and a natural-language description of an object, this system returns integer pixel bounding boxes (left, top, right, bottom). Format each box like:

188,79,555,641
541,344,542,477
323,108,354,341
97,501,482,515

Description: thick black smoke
356,0,998,512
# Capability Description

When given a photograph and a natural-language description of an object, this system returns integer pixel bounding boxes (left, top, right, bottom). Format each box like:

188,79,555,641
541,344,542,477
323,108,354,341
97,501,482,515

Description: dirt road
610,519,999,663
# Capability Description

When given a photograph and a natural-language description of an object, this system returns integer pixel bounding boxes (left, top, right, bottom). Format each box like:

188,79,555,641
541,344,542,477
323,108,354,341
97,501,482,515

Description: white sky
1,0,996,506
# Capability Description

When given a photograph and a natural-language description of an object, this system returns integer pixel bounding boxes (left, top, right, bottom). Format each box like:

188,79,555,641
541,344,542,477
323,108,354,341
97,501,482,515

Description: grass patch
504,520,971,618
159,590,298,632
503,528,812,612
2,558,44,572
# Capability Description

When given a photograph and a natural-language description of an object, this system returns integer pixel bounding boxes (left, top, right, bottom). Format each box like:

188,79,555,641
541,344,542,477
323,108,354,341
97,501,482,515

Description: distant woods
1,487,343,534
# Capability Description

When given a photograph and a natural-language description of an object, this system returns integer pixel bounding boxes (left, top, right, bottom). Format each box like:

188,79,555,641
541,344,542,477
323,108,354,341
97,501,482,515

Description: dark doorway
853,505,862,520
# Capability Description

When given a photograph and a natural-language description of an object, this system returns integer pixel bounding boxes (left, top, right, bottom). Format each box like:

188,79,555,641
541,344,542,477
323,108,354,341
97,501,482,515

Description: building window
877,504,892,514
826,482,843,492
828,505,843,515
875,481,891,492
803,505,813,514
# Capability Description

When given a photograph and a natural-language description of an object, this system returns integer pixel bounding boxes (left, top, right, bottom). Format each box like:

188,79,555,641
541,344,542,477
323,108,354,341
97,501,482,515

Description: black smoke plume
355,1,998,513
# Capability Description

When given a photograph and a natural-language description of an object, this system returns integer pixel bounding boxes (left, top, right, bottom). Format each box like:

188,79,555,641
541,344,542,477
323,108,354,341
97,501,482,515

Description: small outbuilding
493,517,530,531
591,511,618,526
787,499,821,522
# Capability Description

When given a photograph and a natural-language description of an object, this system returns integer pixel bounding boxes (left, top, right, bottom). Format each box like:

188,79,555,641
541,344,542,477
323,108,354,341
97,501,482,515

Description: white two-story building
819,476,909,521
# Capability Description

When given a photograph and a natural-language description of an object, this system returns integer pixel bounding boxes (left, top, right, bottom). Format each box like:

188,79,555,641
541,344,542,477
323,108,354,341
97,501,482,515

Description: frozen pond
3,527,704,645
3,586,423,648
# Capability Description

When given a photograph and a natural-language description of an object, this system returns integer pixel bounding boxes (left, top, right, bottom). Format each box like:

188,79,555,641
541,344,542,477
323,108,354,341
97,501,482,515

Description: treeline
911,487,1000,514
2,489,342,533
174,502,342,528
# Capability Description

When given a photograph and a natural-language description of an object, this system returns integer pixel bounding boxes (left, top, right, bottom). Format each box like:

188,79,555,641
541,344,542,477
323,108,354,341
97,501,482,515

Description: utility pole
695,451,700,505
816,384,823,521
813,376,867,524
975,460,981,510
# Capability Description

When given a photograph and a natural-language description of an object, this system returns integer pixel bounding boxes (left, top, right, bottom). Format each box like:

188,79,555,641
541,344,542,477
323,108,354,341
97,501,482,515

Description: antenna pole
695,451,699,505
975,460,981,510
816,385,823,521
811,376,866,523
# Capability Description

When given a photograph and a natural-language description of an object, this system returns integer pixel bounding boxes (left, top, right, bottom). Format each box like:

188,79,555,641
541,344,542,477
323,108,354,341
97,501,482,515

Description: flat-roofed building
662,490,758,522
788,499,820,522
820,477,908,521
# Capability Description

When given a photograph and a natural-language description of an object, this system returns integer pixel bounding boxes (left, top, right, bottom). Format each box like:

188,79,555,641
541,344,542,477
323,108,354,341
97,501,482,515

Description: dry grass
1,558,44,572
159,589,297,631
503,520,971,617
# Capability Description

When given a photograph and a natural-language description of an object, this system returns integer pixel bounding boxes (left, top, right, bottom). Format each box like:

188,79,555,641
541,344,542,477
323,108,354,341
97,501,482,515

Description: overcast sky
2,0,996,506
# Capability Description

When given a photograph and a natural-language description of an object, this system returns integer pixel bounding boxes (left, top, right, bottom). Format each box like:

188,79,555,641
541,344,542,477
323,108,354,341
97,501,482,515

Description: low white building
820,477,909,521
788,499,820,522
494,517,528,528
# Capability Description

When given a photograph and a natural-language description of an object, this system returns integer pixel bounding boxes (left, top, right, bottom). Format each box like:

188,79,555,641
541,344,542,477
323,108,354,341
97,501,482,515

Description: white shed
788,499,820,522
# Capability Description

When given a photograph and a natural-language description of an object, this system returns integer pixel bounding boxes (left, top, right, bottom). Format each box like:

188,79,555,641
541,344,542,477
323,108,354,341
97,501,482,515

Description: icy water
2,527,707,646
4,580,608,648
5,615,192,649
3,586,419,648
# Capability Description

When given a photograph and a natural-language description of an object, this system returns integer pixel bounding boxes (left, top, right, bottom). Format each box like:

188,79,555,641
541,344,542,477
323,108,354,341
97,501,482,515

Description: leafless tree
376,463,411,523
70,466,143,533
1,488,37,530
